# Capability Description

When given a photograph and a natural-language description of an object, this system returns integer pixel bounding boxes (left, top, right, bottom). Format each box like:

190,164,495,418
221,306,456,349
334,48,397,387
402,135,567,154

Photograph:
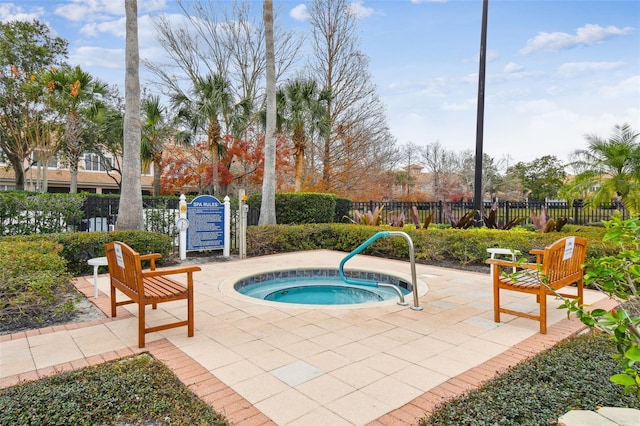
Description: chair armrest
529,249,544,264
486,259,538,270
486,258,519,267
140,253,162,270
142,265,201,278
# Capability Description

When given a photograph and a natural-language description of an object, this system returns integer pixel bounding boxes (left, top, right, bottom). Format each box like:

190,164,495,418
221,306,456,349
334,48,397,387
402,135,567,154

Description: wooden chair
105,241,201,348
486,236,587,334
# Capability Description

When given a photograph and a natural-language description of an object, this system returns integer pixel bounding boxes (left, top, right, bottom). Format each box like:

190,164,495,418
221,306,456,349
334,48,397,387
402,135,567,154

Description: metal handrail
338,231,423,311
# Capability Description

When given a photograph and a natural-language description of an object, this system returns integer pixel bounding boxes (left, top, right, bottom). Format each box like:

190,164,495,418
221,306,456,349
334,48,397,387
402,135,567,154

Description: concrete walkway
0,250,624,425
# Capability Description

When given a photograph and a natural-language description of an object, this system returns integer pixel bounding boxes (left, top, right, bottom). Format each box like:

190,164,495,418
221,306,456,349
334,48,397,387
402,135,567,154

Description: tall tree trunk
117,0,143,230
153,158,161,195
293,129,305,192
259,0,277,225
65,111,83,194
9,157,25,190
209,120,220,195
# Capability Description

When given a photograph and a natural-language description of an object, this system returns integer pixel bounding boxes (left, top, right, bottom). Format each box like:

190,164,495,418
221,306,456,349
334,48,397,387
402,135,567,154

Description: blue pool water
235,270,411,306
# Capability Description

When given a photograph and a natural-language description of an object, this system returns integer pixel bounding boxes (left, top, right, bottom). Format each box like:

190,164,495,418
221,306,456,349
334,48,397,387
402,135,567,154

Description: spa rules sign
186,195,226,251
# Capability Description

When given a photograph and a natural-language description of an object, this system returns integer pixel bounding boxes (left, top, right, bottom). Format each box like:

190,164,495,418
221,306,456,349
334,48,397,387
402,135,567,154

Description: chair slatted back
541,236,588,288
105,241,143,300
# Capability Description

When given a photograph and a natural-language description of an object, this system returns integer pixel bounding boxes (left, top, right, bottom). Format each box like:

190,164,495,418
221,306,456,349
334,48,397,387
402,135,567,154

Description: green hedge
0,192,85,235
3,231,173,276
247,223,612,267
0,240,74,332
247,192,338,224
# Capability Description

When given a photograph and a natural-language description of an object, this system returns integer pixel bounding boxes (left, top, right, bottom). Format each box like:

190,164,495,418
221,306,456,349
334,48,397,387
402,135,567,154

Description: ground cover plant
0,353,228,426
420,331,640,425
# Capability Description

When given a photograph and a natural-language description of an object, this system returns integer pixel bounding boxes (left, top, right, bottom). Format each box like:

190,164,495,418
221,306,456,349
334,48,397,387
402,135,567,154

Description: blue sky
2,0,639,167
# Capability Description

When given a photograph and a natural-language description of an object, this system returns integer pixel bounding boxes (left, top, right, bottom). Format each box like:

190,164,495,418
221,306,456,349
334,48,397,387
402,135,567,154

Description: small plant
410,206,432,230
530,208,569,232
483,202,526,230
443,203,477,229
559,216,640,398
387,211,405,227
349,205,384,226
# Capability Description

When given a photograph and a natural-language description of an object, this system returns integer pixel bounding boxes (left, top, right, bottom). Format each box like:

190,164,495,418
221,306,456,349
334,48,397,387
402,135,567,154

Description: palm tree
260,0,277,224
565,123,640,214
172,73,247,195
141,95,173,195
41,65,107,193
278,78,330,192
118,0,144,230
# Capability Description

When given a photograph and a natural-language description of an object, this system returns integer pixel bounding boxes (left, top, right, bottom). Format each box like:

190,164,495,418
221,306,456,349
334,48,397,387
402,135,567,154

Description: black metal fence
1,194,629,242
349,200,630,226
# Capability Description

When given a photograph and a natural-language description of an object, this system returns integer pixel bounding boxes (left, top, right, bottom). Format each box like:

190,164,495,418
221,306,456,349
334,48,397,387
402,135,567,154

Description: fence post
573,199,581,224
238,189,247,259
504,201,510,225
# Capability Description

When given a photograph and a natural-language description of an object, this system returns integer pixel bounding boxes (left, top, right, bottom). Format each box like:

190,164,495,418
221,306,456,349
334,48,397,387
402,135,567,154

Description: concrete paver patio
0,250,617,425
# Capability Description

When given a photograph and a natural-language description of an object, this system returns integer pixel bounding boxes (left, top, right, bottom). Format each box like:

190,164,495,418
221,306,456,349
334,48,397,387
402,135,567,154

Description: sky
2,0,639,167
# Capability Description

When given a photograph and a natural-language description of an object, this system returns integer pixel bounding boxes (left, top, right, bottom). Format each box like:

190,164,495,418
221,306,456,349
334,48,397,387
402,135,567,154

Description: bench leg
138,303,146,348
188,287,194,337
110,285,117,317
493,267,501,324
539,289,547,334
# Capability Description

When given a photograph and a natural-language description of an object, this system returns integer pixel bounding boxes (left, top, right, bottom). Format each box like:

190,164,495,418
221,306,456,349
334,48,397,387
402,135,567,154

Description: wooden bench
486,236,587,334
105,241,201,348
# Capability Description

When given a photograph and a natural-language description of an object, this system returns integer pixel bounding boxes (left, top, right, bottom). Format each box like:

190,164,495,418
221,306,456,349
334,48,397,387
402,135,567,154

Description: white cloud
0,3,44,23
504,62,524,73
349,1,376,18
69,46,123,70
557,61,625,78
599,75,640,97
442,98,475,111
80,17,125,38
520,24,635,55
515,99,558,114
290,4,309,21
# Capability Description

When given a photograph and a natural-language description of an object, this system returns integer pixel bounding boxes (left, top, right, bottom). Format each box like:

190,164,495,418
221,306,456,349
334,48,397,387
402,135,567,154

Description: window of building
32,151,59,168
84,153,112,172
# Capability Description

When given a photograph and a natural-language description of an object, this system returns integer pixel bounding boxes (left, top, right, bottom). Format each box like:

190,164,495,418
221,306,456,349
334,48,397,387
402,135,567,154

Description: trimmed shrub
334,196,352,222
4,231,174,276
0,240,74,332
247,223,613,269
0,191,84,235
247,192,338,224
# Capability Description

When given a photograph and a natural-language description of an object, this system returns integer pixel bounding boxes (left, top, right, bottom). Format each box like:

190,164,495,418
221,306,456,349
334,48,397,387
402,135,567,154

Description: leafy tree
140,95,187,195
118,0,144,230
39,65,108,193
509,155,567,201
460,152,502,201
562,123,640,215
275,78,330,192
0,20,68,190
420,141,461,200
172,73,249,195
90,97,125,190
307,0,397,196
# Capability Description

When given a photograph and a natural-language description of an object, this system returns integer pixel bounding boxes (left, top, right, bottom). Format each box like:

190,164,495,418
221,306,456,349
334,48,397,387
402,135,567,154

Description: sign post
183,194,230,257
176,194,189,260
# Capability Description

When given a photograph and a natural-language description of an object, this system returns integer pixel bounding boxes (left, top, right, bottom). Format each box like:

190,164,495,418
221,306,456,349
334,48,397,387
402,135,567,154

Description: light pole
474,0,489,218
